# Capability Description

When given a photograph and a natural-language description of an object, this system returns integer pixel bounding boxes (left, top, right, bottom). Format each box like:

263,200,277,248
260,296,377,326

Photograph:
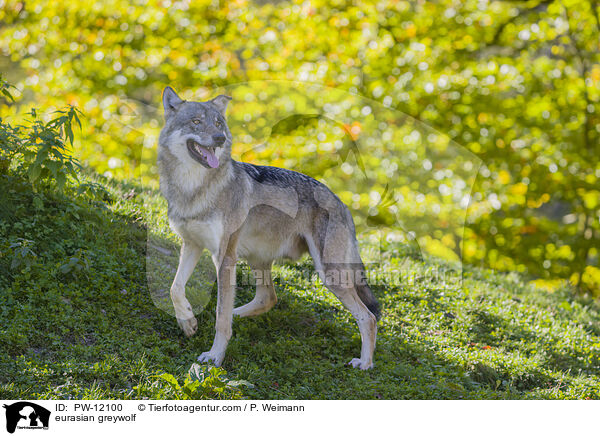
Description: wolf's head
158,87,232,170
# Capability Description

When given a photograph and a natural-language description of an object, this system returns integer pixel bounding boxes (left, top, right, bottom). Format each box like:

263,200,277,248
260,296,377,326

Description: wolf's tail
356,281,381,320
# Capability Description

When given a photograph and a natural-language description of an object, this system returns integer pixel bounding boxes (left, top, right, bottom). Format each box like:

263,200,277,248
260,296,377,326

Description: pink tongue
205,149,219,168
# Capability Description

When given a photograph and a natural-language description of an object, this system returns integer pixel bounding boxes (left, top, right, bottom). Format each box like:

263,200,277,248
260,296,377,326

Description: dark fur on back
241,162,320,188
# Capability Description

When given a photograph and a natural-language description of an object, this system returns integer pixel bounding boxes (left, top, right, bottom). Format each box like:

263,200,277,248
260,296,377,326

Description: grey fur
157,87,379,369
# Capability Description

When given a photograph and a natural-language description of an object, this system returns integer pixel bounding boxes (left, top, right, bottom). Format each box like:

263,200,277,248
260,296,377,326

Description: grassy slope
1,172,600,400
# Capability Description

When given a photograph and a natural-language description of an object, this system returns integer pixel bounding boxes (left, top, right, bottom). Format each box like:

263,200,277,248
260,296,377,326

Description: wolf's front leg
171,242,202,337
198,253,236,366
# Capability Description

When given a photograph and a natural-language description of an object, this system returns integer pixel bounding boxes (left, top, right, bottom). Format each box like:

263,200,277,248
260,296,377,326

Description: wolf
157,87,380,369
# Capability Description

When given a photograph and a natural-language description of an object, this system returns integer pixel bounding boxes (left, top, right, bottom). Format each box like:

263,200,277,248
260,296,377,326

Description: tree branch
488,0,555,46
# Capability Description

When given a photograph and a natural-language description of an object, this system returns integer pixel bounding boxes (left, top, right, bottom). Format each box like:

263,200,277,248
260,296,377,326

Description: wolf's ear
163,86,183,114
210,95,232,116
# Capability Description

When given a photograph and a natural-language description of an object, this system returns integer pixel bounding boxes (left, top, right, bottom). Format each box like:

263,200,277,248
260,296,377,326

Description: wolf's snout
212,134,226,146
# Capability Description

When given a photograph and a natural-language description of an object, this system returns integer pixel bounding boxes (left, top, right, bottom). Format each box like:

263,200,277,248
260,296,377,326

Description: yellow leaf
498,170,510,184
510,182,527,196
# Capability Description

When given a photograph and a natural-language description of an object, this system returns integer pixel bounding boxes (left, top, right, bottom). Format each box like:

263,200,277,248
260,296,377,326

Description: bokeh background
1,0,599,293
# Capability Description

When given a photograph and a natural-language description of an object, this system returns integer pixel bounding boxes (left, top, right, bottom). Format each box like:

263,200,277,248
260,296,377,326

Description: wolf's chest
170,216,224,256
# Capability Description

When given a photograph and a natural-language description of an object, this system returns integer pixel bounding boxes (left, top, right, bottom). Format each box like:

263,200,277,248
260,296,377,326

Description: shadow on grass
0,174,198,398
1,173,599,399
219,259,599,399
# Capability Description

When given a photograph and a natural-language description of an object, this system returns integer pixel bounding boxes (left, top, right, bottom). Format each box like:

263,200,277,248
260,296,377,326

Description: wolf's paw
233,304,261,317
232,306,247,317
177,316,198,337
233,297,276,318
197,350,225,367
347,357,373,370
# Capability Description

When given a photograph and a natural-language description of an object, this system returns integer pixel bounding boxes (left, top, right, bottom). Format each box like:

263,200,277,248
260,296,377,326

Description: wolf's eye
215,119,223,129
192,119,201,125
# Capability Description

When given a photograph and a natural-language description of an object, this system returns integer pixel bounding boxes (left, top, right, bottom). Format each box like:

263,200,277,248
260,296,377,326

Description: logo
2,402,50,434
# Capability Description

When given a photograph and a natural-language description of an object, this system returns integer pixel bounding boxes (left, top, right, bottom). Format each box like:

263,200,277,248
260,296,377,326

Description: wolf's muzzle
212,134,226,146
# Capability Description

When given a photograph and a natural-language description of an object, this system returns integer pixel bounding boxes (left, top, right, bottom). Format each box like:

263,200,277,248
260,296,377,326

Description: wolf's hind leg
306,225,378,370
326,276,377,370
233,261,277,317
171,242,202,337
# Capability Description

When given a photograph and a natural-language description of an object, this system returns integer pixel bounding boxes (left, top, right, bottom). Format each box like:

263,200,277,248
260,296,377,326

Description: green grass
1,171,600,400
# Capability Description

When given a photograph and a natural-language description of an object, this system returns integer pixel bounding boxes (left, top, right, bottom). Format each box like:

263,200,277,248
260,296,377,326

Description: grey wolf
157,87,380,369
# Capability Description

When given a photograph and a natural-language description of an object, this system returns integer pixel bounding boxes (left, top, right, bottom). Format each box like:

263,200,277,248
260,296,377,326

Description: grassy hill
1,171,599,400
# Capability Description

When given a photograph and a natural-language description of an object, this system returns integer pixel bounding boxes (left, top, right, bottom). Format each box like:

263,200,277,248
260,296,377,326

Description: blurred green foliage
0,0,598,292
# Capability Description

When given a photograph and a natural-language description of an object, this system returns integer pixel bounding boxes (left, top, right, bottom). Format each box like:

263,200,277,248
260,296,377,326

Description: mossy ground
1,172,599,400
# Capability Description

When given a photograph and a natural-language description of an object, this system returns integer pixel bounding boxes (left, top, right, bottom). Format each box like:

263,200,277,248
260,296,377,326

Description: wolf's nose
212,134,226,146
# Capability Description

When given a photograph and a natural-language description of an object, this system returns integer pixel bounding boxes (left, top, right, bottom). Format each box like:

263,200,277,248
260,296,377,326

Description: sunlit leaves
0,0,598,292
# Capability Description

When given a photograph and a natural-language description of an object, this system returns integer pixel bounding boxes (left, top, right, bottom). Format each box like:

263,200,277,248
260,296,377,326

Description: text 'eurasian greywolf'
158,87,380,369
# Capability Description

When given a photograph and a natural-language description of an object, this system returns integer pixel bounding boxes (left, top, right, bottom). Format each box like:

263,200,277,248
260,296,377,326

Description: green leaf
188,363,205,382
28,164,42,183
56,172,66,191
2,88,14,102
33,196,44,210
227,380,255,388
155,373,181,390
